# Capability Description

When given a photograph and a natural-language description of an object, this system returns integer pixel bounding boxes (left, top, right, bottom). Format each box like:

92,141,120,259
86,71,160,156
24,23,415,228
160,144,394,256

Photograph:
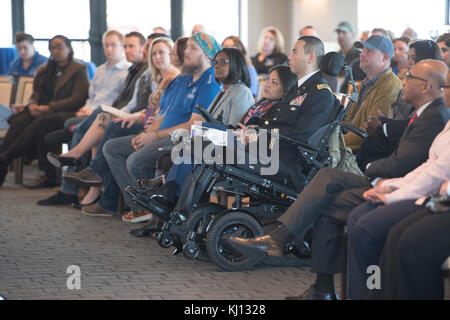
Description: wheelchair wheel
182,203,226,261
206,211,264,272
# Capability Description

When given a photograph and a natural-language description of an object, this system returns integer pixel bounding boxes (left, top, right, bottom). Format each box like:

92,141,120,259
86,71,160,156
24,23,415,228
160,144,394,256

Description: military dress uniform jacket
250,70,336,158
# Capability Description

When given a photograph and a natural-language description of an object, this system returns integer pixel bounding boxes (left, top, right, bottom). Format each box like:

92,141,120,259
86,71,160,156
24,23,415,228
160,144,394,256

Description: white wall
245,0,359,56
246,0,293,56
291,0,358,52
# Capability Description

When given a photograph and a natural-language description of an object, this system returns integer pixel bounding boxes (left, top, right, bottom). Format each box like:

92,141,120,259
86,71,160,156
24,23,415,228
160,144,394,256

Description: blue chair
75,59,97,80
0,47,18,75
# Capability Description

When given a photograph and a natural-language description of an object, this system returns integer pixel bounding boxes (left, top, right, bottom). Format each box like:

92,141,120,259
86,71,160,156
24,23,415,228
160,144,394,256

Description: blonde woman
251,26,287,75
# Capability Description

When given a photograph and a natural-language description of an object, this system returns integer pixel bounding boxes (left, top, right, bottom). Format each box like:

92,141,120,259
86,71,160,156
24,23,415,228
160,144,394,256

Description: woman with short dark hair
208,48,254,126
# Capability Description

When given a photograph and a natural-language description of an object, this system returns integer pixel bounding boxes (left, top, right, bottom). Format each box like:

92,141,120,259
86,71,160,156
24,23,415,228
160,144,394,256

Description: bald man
229,59,450,300
191,24,205,35
299,26,318,37
346,60,450,300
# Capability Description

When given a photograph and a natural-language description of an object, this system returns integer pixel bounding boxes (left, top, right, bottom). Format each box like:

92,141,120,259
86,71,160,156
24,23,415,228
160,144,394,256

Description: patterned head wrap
190,32,221,61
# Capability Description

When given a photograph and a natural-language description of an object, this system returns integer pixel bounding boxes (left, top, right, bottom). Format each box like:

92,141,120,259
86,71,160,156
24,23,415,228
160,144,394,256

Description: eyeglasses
405,72,430,84
50,43,67,51
212,59,230,67
441,84,450,90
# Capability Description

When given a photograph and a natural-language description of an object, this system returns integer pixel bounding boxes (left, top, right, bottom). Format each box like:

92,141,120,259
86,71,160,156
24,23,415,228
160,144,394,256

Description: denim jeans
61,108,103,195
90,120,144,179
102,134,172,212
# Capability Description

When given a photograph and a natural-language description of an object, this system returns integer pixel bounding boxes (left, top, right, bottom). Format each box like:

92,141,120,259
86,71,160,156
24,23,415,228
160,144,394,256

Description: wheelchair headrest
320,52,345,77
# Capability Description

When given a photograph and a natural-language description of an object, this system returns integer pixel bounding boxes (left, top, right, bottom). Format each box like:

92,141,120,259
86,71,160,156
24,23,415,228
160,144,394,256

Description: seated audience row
1,22,449,300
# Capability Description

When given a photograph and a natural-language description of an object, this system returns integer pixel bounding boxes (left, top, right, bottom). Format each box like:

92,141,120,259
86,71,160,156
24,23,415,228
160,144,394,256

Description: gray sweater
208,82,254,126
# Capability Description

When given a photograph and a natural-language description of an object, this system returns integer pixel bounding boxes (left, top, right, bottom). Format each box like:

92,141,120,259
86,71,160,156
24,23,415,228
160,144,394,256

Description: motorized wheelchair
126,52,365,271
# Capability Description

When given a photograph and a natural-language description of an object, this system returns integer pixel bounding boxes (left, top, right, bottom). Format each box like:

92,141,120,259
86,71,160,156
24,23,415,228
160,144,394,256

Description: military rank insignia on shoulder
289,93,307,108
316,83,331,91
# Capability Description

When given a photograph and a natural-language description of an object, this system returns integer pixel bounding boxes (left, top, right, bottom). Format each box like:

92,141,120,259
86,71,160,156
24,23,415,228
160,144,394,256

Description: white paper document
100,104,134,119
191,125,228,146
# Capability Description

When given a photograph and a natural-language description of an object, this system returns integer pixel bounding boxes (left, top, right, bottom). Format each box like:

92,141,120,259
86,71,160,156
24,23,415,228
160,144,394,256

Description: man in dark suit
356,93,414,170
228,59,450,299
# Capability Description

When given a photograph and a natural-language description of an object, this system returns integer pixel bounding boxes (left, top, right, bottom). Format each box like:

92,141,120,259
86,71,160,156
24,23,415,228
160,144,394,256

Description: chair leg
117,192,124,215
13,157,23,185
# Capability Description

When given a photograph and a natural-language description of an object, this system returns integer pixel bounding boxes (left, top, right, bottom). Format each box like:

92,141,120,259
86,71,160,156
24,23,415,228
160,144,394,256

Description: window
0,0,12,46
24,0,91,61
358,0,447,40
183,0,240,44
106,0,171,37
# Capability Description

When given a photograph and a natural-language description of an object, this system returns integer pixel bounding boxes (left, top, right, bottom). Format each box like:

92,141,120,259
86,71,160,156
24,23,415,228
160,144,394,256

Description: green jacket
344,67,402,150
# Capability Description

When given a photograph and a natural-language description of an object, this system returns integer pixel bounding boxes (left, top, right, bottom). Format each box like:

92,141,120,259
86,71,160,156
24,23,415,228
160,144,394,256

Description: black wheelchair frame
128,52,366,271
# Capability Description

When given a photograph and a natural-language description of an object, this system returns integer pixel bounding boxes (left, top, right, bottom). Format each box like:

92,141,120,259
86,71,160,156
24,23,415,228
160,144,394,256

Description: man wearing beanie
71,32,221,217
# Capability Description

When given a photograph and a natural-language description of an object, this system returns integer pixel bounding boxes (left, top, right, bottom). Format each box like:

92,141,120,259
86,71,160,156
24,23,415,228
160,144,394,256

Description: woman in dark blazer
0,35,89,188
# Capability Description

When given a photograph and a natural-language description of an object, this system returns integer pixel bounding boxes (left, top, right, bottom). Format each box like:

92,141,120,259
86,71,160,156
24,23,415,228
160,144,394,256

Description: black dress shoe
63,168,102,188
23,176,59,189
0,154,8,166
0,164,8,187
285,285,338,300
71,194,101,209
129,216,164,237
37,192,79,206
228,235,285,264
47,152,81,168
44,128,73,146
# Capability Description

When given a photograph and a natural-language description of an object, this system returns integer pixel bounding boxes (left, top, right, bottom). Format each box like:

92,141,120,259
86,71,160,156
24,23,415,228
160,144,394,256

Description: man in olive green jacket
344,35,402,151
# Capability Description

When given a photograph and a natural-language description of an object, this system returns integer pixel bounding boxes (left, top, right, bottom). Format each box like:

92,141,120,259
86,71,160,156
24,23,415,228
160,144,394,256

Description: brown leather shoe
228,235,285,259
63,168,103,188
81,204,115,217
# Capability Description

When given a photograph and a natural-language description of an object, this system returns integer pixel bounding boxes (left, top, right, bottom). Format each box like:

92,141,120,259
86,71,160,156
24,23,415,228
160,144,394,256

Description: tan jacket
344,67,402,150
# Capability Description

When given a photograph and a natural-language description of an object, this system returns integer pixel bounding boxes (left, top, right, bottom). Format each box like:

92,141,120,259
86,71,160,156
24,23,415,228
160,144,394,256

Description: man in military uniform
124,36,336,236
234,36,336,190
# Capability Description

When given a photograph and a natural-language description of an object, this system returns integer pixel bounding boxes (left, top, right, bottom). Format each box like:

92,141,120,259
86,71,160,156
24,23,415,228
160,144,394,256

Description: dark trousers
276,167,370,272
356,135,393,172
2,110,67,178
346,200,421,299
370,208,450,300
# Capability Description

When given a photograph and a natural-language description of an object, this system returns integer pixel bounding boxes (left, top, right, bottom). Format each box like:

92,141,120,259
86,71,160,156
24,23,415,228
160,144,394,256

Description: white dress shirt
297,70,320,88
382,100,432,137
84,58,130,110
381,120,450,203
